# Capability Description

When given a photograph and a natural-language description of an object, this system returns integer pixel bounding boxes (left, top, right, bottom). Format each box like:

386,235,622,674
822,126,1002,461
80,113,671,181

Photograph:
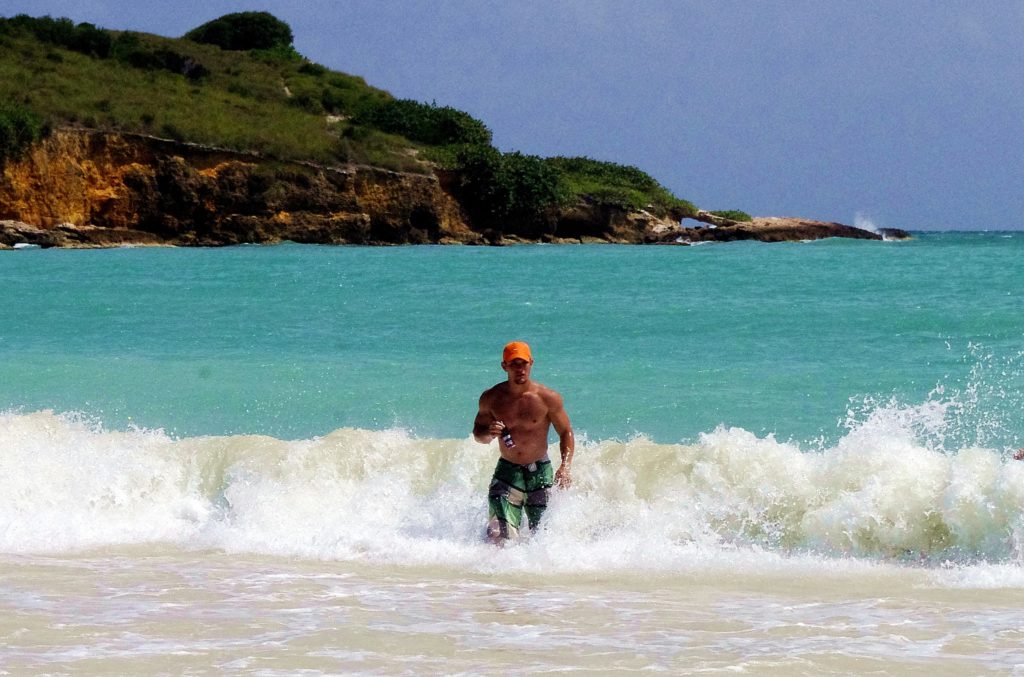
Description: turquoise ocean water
4,233,1024,672
4,232,1023,446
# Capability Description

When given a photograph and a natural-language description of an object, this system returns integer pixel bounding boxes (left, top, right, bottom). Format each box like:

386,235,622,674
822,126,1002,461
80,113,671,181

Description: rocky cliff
0,129,904,248
0,129,480,247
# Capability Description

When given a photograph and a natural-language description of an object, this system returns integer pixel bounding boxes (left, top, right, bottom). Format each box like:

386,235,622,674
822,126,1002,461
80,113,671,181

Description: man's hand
1014,448,1024,461
488,420,506,438
554,464,571,489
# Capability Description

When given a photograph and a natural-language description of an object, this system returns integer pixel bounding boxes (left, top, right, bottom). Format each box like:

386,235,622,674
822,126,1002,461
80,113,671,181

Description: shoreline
0,219,911,249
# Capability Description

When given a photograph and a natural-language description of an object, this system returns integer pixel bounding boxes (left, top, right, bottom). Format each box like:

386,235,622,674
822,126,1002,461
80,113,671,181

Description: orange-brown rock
0,129,480,247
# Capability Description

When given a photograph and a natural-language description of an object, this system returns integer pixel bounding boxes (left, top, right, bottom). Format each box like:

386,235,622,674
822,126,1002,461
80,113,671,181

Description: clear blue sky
4,0,1023,230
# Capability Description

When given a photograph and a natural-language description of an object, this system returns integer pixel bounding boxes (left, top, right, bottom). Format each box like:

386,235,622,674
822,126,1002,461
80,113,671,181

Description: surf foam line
3,409,1024,570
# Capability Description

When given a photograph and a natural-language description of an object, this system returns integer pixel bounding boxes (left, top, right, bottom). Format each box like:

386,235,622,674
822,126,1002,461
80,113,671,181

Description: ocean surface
3,232,1024,673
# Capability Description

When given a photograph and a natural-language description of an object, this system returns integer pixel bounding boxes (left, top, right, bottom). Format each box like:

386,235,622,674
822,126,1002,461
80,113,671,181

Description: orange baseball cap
502,341,533,363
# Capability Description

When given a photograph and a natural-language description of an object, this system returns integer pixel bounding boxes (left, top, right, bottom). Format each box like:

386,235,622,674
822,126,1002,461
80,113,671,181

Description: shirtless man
473,341,574,544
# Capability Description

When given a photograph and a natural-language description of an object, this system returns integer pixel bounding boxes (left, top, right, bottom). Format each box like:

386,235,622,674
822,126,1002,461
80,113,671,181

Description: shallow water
4,549,1024,674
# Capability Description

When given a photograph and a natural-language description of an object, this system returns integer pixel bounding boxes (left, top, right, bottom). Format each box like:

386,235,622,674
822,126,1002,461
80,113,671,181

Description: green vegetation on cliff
0,103,48,166
709,210,753,222
0,12,731,230
355,98,493,149
453,145,568,232
547,157,696,217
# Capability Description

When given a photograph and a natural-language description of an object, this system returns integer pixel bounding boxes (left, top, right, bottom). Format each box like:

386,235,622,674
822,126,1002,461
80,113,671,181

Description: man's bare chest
493,394,547,428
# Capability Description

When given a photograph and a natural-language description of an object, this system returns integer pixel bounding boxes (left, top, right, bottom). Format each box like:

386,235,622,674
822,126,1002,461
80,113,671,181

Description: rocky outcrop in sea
646,212,910,245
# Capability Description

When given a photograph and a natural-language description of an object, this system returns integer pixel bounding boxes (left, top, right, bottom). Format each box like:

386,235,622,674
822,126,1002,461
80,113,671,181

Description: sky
3,0,1023,230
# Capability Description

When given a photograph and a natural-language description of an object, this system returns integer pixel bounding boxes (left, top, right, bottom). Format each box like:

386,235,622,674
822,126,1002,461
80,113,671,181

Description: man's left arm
548,392,575,488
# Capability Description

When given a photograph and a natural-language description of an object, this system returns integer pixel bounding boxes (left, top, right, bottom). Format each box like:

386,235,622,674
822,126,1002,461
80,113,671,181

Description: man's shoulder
532,382,564,406
480,381,509,400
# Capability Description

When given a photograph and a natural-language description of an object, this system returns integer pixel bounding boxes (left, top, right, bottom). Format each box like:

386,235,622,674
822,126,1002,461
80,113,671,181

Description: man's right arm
473,392,496,443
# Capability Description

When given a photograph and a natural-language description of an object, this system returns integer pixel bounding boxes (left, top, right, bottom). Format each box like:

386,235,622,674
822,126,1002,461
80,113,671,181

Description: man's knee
486,516,517,544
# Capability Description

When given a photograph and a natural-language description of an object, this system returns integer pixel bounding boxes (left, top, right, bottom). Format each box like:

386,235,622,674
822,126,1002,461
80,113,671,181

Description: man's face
502,358,532,384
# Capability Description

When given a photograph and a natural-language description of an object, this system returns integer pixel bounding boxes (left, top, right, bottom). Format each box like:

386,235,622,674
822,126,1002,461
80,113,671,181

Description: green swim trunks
487,457,553,541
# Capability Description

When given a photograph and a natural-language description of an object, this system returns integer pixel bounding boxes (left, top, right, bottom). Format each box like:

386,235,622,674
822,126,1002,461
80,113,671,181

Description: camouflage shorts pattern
486,457,553,541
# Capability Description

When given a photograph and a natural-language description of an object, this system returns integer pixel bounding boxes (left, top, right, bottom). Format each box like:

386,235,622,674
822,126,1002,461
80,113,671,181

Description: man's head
502,341,532,364
501,341,533,385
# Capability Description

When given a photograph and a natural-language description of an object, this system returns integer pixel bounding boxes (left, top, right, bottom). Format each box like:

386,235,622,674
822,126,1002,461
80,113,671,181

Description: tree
184,12,293,51
454,145,568,235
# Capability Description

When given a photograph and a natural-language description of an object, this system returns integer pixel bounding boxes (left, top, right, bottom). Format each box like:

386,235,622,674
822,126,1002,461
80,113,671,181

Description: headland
0,13,910,249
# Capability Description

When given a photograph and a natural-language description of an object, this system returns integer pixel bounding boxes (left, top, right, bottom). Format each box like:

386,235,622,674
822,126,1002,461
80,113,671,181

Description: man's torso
486,383,552,464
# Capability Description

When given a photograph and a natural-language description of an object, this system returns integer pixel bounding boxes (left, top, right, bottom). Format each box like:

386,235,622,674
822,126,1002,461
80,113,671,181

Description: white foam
3,406,1024,586
854,212,880,233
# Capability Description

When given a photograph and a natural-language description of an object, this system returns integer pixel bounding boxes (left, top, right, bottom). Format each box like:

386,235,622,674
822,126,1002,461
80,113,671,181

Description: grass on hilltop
0,15,419,170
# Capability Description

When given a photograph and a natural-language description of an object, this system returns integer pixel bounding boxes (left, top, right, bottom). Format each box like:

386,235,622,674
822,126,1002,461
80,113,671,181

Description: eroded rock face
0,129,479,247
538,197,682,244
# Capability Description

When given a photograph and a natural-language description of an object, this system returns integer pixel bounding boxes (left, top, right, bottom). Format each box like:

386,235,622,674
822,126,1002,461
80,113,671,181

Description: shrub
0,15,111,57
357,99,492,147
298,61,326,76
320,87,347,114
0,103,47,166
105,32,211,80
68,21,111,57
547,156,661,192
546,155,696,216
184,12,293,51
709,209,753,222
454,145,568,230
289,91,324,114
250,43,303,64
227,82,252,97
